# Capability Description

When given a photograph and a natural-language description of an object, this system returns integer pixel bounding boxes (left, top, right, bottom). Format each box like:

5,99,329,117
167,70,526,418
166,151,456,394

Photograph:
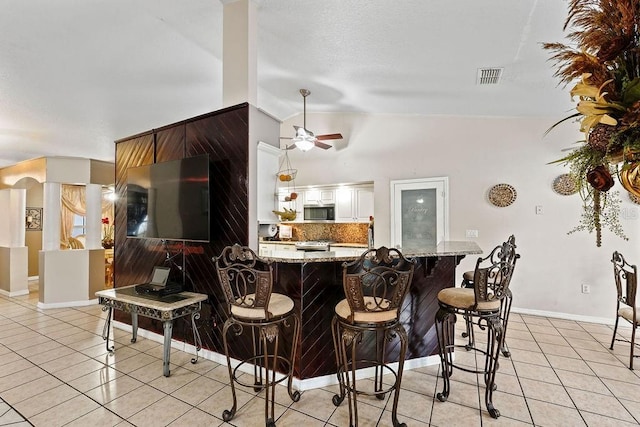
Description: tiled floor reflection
2,283,640,426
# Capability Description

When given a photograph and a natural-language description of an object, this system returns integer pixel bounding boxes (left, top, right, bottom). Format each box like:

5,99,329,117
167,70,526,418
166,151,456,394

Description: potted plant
102,217,114,249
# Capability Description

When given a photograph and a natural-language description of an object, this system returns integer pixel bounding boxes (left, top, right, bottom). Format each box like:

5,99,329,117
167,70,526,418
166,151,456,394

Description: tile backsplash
282,223,369,244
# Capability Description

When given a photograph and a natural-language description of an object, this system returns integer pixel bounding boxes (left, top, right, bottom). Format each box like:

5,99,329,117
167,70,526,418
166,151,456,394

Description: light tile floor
1,283,640,426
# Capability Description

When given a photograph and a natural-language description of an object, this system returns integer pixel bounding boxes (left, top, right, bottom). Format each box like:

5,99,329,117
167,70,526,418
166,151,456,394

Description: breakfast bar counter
260,241,482,383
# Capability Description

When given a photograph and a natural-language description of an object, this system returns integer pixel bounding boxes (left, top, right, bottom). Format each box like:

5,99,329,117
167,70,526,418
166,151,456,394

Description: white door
390,177,449,250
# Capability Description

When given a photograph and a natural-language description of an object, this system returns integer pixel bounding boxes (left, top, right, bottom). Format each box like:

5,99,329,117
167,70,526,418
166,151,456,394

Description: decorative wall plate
552,174,578,195
488,184,517,207
629,192,640,205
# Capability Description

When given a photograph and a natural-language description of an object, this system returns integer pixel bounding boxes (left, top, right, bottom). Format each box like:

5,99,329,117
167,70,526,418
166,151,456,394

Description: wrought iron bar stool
331,246,415,427
435,237,519,418
460,235,517,357
610,251,640,370
213,244,300,427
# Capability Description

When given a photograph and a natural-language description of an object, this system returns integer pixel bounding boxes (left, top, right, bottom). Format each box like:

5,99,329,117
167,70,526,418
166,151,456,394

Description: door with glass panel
390,177,449,250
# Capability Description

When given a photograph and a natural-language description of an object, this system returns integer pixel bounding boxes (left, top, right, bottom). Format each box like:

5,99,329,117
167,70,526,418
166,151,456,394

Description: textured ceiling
0,0,574,168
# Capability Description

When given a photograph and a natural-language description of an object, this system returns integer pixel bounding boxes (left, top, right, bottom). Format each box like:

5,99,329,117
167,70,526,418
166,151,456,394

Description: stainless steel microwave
304,204,335,221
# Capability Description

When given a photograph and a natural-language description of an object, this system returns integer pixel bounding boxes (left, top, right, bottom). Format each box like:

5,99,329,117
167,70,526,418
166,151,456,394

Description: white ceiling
0,0,575,168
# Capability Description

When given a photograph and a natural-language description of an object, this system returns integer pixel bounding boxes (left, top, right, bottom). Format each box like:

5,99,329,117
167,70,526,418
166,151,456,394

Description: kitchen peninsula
261,240,482,386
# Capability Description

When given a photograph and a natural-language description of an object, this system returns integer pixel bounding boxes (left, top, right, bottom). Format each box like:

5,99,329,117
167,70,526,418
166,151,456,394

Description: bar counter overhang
260,241,482,389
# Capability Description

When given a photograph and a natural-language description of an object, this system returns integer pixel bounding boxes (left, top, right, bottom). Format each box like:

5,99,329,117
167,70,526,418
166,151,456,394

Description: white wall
282,112,640,321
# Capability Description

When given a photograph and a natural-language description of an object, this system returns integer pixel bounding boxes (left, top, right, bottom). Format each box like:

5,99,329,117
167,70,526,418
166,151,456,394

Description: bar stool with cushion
331,246,415,427
213,244,300,427
435,237,519,418
460,235,517,357
610,251,639,370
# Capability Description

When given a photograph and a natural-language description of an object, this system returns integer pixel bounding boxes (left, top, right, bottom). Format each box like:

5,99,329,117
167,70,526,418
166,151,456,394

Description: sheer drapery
61,185,85,246
60,185,114,248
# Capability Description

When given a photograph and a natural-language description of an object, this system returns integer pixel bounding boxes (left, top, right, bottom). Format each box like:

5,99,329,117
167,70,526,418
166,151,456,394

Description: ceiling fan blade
316,133,343,141
285,143,297,150
280,136,293,140
314,140,332,150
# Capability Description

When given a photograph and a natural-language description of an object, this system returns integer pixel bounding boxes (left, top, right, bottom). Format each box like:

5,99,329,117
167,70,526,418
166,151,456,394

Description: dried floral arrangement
543,0,640,246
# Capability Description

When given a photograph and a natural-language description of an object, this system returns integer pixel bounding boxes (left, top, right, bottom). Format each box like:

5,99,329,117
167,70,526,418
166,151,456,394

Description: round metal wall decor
552,174,578,196
629,191,640,205
488,183,517,207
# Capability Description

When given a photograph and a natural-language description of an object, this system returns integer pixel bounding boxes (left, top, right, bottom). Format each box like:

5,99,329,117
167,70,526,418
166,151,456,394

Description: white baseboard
37,298,98,310
0,289,29,297
511,306,613,326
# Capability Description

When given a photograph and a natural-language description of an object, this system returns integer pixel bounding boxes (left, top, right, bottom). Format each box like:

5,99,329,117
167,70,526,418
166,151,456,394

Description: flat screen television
126,155,210,242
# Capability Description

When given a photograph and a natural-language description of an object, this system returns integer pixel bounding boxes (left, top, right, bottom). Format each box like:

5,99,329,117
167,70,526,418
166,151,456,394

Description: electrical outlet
466,229,478,238
581,284,590,294
536,205,544,215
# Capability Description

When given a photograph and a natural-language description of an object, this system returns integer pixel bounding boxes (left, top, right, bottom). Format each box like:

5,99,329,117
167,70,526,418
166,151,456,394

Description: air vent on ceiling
476,67,504,85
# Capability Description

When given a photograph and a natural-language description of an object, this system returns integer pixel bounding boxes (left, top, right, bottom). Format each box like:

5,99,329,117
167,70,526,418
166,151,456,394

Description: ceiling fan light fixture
293,136,315,152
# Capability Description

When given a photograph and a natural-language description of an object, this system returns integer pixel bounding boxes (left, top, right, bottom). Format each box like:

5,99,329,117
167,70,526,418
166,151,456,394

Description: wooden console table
96,285,208,377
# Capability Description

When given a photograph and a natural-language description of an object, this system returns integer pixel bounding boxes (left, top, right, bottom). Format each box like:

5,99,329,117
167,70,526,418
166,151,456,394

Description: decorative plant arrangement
102,217,114,249
543,0,640,246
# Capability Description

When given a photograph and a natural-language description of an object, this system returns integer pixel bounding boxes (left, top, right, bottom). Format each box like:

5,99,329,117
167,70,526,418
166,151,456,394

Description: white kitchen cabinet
258,243,276,256
259,242,296,256
335,186,374,222
330,246,367,257
278,244,297,251
304,188,335,205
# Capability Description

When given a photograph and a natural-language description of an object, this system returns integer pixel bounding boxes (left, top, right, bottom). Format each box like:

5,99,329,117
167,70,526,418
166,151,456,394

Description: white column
223,0,258,107
9,189,26,247
42,182,61,251
85,184,102,249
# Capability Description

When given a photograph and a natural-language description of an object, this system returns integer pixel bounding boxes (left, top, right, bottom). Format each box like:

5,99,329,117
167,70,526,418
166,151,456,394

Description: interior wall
282,112,639,321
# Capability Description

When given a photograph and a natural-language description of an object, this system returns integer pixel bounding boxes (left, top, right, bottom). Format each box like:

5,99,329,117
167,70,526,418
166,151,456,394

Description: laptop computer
135,266,173,294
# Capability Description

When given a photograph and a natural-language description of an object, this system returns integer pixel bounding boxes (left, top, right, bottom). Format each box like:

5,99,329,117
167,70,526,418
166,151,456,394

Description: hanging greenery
544,0,640,246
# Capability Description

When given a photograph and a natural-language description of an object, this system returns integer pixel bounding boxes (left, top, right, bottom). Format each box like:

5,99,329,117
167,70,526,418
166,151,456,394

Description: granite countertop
260,241,482,263
260,240,367,248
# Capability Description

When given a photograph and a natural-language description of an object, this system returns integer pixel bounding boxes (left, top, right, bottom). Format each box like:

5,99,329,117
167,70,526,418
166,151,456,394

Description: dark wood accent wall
113,104,251,353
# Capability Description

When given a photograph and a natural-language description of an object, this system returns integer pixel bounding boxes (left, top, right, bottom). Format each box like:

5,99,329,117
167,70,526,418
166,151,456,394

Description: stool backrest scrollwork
341,246,415,324
213,244,274,319
612,251,637,312
473,235,520,308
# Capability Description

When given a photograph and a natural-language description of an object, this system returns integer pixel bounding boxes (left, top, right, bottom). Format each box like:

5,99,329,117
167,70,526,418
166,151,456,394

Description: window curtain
61,185,86,246
60,185,114,247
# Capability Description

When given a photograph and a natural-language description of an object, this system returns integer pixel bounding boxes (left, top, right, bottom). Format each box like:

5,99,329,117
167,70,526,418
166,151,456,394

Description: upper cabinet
276,181,374,223
304,188,335,205
335,185,374,223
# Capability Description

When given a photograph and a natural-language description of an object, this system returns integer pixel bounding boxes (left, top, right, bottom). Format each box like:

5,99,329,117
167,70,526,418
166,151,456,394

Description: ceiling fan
281,89,343,151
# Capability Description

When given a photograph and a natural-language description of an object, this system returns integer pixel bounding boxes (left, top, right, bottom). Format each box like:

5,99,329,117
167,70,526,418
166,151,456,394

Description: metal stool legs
222,313,300,427
436,306,505,419
331,318,408,427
